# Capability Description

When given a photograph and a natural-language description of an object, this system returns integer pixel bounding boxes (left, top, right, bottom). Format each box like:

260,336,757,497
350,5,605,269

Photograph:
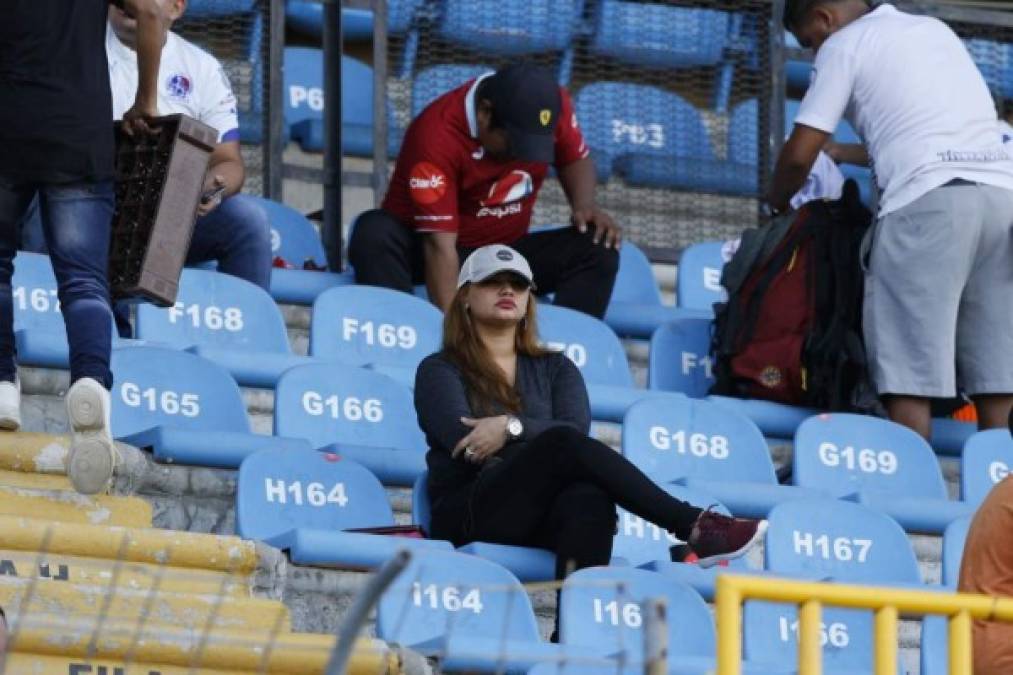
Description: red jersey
382,75,589,248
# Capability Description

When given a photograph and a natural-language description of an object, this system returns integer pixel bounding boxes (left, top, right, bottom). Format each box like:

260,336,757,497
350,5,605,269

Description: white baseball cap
457,244,535,289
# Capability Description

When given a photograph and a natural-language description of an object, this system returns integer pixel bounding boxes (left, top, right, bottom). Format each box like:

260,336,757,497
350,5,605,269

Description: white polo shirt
795,4,1013,216
106,24,240,143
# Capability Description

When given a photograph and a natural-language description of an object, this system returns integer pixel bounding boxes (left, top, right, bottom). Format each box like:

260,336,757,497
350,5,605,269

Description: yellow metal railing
715,574,1013,675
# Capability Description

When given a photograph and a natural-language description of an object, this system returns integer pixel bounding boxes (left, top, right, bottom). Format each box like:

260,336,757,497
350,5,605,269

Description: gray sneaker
66,377,117,495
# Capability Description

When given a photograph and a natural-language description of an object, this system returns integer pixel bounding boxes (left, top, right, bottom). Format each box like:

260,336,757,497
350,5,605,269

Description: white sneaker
66,377,117,495
0,378,21,431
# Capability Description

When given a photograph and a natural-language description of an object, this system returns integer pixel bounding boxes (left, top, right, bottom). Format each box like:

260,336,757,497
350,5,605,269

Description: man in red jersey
348,63,621,318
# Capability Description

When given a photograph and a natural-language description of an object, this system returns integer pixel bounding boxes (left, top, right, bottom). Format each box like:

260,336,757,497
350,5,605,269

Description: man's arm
119,0,169,134
423,232,460,312
767,124,831,212
558,156,621,248
196,141,245,216
824,141,871,167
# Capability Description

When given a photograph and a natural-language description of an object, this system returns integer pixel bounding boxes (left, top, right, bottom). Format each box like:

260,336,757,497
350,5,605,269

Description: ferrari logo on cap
539,109,552,126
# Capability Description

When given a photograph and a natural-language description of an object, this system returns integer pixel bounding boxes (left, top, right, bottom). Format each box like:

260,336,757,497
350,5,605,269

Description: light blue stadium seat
285,0,421,40
677,241,727,311
920,615,949,675
309,285,442,387
942,516,970,588
623,396,813,518
111,346,308,467
574,82,720,188
134,269,317,389
412,471,555,582
784,32,812,90
602,242,709,338
184,0,256,16
437,0,581,56
536,303,683,422
377,549,579,671
647,318,714,397
257,197,356,304
590,0,729,69
961,429,1013,507
274,363,427,486
411,64,492,117
794,413,974,533
236,447,449,567
965,38,1013,100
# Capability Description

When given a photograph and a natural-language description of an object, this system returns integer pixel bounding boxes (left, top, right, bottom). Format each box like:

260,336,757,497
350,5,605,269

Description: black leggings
430,426,703,580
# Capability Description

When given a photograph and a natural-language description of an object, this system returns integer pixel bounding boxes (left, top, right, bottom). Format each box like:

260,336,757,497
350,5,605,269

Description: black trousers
429,426,702,580
347,209,620,318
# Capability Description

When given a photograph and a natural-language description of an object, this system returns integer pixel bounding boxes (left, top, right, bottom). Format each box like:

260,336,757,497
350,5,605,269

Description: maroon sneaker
688,508,768,569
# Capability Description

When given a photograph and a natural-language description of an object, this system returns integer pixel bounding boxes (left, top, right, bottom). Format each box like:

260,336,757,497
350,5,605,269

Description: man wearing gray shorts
767,0,1013,439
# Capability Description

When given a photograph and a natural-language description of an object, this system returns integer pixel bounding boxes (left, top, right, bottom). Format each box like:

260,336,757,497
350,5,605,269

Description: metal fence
174,0,284,199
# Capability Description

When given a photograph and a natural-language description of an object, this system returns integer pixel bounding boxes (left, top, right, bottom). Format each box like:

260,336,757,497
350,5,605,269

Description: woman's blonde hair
442,283,549,416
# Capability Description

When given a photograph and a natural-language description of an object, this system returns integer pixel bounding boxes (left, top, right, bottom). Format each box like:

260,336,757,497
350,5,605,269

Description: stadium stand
286,0,423,40
942,515,971,588
676,240,727,311
961,428,1013,506
647,317,714,397
411,63,492,117
273,362,427,485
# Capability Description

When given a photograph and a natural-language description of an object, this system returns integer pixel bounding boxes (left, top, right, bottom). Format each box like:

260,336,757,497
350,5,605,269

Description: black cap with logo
481,63,562,163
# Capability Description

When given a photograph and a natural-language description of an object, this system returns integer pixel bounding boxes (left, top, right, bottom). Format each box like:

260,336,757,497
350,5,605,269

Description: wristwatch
505,415,524,442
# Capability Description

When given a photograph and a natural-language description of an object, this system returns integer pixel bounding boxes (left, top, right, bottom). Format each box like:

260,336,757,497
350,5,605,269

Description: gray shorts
863,182,1013,397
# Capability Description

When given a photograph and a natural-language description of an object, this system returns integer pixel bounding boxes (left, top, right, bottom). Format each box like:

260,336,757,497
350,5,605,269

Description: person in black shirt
414,245,767,584
0,0,168,495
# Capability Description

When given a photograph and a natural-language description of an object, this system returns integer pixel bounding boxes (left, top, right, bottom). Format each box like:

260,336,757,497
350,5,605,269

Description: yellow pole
798,599,822,675
715,578,743,675
949,610,973,675
874,605,898,675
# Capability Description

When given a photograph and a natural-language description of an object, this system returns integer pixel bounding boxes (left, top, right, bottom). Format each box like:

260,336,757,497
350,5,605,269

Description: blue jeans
0,178,114,387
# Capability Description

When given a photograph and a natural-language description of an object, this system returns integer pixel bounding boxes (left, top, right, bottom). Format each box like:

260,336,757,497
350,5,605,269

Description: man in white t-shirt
769,0,1013,439
106,0,271,294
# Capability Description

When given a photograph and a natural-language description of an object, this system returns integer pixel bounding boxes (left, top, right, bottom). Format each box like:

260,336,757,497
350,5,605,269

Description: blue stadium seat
134,269,317,389
589,1,730,69
942,516,970,588
961,429,1013,507
110,346,308,467
274,363,427,486
437,0,581,56
921,615,949,675
622,396,813,518
794,413,973,533
236,447,449,567
283,48,399,157
412,64,492,118
286,0,422,39
376,549,578,671
309,285,442,387
257,197,356,305
677,241,726,311
965,38,1013,100
574,82,720,189
412,471,555,582
647,318,714,397
765,498,921,583
602,242,710,338
537,303,684,422
784,32,812,90
185,0,256,16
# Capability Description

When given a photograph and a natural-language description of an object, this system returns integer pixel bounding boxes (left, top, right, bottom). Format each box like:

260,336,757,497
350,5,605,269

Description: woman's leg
532,482,617,580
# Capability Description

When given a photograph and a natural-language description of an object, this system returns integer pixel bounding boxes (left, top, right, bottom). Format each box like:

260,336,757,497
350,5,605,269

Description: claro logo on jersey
477,170,533,218
408,162,449,205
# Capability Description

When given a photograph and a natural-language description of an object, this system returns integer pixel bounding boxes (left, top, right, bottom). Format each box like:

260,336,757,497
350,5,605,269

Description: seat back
961,429,1013,506
412,470,431,533
794,413,948,499
135,269,291,354
647,318,714,396
560,566,714,659
187,0,256,16
256,196,328,268
965,38,1013,99
676,241,726,311
437,0,581,55
765,498,920,584
110,346,250,437
11,251,64,338
610,242,662,306
411,64,492,117
590,0,729,68
536,303,634,388
622,396,775,484
921,615,949,675
574,82,714,180
376,549,541,648
942,516,970,588
237,447,394,544
274,363,426,451
310,285,443,373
